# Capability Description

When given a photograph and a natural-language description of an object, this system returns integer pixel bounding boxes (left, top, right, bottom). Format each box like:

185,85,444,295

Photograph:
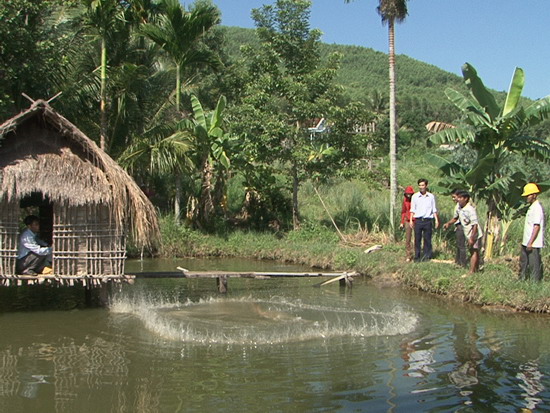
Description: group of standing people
400,179,544,281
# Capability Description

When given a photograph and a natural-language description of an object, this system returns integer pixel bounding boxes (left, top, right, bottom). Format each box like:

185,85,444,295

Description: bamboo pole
313,186,346,242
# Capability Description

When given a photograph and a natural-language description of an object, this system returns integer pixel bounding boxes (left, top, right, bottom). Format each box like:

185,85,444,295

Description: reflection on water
517,361,545,410
1,266,550,412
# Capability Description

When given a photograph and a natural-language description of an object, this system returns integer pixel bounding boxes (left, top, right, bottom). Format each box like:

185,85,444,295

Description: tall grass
301,179,392,233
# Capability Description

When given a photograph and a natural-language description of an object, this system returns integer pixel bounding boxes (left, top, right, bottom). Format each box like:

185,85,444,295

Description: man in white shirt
16,215,52,275
443,189,468,268
409,178,439,262
520,183,544,281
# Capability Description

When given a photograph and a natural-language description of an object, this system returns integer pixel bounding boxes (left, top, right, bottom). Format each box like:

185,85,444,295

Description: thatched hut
0,100,159,278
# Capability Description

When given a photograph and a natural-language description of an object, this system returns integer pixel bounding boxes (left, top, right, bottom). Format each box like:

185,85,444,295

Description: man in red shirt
400,186,415,261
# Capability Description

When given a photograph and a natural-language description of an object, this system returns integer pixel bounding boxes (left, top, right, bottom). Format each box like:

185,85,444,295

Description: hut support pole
84,284,92,306
98,282,110,306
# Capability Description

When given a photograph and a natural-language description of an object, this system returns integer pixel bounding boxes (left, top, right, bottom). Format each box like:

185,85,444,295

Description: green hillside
221,26,467,122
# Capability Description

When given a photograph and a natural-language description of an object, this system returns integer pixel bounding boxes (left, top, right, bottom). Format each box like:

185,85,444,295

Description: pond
0,258,549,412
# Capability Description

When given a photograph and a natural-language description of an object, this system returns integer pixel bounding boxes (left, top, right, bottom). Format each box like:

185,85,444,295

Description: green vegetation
3,0,550,311
428,64,550,258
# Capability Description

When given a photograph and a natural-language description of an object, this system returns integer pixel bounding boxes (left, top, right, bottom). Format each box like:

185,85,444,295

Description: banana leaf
525,95,550,125
464,153,495,186
190,94,207,128
502,67,524,117
462,63,500,121
425,153,465,176
429,127,475,145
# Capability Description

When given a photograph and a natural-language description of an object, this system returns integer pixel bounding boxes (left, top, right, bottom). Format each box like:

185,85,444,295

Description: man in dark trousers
16,215,52,275
409,178,439,262
520,183,544,281
443,189,468,268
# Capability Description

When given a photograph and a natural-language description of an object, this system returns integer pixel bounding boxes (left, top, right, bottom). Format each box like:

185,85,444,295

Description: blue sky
208,0,550,100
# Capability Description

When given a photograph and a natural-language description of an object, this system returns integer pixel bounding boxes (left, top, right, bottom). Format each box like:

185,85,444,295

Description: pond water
0,258,549,412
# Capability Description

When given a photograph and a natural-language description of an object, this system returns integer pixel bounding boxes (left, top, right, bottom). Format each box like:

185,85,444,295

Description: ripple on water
109,294,418,345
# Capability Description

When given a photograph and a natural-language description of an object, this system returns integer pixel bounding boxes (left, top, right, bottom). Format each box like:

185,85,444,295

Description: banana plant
180,94,235,228
427,63,550,258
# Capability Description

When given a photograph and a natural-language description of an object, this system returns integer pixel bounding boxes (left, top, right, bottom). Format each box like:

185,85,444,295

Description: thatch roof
0,100,159,247
425,121,456,133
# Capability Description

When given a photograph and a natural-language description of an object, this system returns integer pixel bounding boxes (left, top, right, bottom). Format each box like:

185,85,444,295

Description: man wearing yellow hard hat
520,183,544,281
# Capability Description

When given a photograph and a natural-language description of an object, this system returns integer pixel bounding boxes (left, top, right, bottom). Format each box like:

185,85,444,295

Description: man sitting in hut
16,215,52,275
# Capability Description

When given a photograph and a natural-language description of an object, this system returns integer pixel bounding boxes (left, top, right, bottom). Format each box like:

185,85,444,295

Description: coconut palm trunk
371,0,408,234
174,63,183,220
175,63,181,114
388,17,398,233
100,37,108,151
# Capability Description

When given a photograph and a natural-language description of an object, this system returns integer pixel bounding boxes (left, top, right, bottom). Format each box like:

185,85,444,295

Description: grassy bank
156,218,550,314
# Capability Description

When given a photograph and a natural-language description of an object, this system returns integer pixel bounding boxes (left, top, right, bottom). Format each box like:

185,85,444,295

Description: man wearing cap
409,178,439,262
520,183,544,281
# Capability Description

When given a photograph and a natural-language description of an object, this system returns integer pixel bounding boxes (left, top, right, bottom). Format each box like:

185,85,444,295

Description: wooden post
339,273,353,289
98,282,110,306
217,275,228,293
84,284,92,306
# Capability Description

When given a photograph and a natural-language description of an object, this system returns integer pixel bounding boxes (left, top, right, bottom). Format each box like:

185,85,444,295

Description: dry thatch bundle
425,121,456,133
0,100,159,247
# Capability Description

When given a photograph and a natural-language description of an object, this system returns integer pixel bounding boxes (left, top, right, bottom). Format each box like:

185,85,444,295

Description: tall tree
0,0,71,118
140,0,220,114
140,0,220,219
232,0,370,228
58,0,167,156
82,0,128,151
377,0,407,234
345,0,408,233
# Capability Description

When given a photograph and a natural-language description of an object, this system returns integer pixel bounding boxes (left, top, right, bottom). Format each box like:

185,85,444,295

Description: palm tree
62,1,167,157
140,0,220,114
140,0,220,219
345,0,408,233
378,0,408,234
118,122,194,218
81,0,127,151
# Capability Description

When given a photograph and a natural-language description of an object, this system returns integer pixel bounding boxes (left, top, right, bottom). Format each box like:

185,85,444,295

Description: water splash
110,294,418,345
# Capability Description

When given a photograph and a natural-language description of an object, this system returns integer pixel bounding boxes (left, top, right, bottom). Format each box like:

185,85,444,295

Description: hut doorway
20,192,53,246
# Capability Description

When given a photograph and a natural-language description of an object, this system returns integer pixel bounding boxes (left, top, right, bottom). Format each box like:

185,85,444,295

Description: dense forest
2,0,550,236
